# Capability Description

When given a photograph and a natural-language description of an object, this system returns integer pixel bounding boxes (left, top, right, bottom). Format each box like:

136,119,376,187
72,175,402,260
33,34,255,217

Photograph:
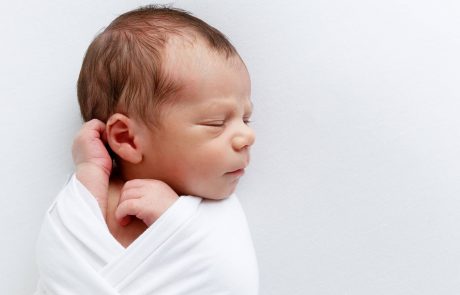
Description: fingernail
119,216,132,227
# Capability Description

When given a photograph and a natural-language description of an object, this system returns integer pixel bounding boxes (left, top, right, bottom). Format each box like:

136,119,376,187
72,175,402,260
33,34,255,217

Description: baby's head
77,6,255,199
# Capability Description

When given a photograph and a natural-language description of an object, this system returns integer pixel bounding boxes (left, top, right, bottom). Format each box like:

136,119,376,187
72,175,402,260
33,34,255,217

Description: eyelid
202,121,225,127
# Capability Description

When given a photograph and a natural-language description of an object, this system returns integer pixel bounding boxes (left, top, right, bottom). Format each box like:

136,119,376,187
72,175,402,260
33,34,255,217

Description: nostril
232,136,249,151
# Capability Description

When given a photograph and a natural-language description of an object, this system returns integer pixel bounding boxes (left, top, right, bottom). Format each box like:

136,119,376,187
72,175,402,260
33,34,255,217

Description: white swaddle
34,174,259,294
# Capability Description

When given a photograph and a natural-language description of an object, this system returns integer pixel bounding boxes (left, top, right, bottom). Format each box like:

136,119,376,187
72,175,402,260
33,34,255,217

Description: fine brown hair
77,5,239,127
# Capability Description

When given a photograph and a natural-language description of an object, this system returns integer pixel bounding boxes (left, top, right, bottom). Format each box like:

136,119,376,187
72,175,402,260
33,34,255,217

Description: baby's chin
180,186,236,201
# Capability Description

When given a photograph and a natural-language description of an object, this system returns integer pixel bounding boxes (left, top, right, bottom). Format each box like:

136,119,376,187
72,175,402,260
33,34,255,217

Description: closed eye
203,121,225,127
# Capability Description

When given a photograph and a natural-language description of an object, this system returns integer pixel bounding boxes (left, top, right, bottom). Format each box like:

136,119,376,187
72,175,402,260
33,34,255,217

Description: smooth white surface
1,0,459,294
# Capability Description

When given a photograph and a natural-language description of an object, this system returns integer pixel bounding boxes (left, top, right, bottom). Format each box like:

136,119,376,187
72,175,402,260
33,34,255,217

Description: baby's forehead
163,35,243,71
166,46,245,89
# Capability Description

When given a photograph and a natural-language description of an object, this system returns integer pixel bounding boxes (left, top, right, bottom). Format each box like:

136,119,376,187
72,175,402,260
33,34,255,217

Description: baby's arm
72,119,112,218
115,179,179,227
72,119,178,228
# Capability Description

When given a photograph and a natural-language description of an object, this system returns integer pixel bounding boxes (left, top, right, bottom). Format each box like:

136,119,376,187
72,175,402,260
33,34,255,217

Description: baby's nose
232,125,255,151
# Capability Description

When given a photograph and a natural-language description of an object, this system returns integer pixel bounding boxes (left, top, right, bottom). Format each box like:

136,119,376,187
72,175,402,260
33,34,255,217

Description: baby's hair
77,5,239,127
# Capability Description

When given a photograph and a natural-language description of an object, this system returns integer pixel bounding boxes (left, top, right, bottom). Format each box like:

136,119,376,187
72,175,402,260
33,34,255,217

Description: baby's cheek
197,150,224,173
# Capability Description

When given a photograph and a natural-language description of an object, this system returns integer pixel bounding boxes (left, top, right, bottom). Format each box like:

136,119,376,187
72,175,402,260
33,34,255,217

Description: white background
1,0,460,294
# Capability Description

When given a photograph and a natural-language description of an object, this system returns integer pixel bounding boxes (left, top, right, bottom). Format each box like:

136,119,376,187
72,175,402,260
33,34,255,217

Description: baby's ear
106,113,143,164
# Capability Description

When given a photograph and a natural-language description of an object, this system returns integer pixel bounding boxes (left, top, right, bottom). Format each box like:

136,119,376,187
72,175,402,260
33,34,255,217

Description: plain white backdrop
1,0,460,294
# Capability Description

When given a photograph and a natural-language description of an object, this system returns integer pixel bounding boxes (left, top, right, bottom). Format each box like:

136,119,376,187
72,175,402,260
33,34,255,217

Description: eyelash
206,123,225,127
205,119,252,127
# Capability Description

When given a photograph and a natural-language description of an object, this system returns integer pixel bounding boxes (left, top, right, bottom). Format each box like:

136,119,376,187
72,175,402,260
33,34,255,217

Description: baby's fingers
115,199,144,226
119,215,132,227
84,119,106,134
77,119,105,140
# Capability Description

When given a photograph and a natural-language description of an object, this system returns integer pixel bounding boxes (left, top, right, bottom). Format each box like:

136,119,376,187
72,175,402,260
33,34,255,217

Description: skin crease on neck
106,38,255,247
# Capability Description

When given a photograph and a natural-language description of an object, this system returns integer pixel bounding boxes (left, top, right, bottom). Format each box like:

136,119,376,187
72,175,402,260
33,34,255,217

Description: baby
31,6,258,295
35,6,258,294
73,5,255,247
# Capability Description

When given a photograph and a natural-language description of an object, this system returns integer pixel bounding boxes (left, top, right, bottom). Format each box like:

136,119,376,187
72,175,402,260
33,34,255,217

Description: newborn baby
35,6,259,295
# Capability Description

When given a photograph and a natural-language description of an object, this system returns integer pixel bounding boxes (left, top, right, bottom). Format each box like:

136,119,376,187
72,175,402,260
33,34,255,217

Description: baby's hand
72,119,112,217
115,179,179,227
72,119,112,177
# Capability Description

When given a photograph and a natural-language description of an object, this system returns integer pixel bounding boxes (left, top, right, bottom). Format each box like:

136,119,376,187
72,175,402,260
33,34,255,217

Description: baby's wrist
76,162,110,179
145,195,179,226
75,163,111,191
75,162,111,218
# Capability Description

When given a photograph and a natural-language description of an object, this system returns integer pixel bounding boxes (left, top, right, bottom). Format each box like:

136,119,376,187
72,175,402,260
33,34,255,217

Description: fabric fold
35,174,259,294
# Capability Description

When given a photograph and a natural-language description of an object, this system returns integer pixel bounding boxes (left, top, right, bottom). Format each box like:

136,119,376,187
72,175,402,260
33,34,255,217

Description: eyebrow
205,100,254,114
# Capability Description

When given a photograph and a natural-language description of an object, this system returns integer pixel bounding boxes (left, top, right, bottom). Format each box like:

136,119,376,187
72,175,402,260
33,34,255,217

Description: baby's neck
106,176,148,248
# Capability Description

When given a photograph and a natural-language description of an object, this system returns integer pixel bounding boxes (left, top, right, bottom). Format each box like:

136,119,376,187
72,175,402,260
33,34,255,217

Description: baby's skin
72,119,178,246
71,40,254,247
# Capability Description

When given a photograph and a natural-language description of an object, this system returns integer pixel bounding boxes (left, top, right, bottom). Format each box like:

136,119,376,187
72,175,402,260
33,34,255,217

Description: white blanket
35,174,259,294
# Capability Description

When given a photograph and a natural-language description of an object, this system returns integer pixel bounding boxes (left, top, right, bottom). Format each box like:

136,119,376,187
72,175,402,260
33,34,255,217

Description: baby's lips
226,168,245,178
228,163,248,174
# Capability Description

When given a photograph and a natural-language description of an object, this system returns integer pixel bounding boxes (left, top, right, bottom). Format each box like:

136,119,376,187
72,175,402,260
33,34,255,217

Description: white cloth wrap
35,175,259,294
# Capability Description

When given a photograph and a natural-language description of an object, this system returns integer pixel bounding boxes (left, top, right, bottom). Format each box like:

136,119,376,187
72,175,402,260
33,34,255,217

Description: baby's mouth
226,168,245,177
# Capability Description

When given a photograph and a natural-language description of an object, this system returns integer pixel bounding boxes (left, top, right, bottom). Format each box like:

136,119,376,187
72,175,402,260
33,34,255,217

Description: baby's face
137,45,255,199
